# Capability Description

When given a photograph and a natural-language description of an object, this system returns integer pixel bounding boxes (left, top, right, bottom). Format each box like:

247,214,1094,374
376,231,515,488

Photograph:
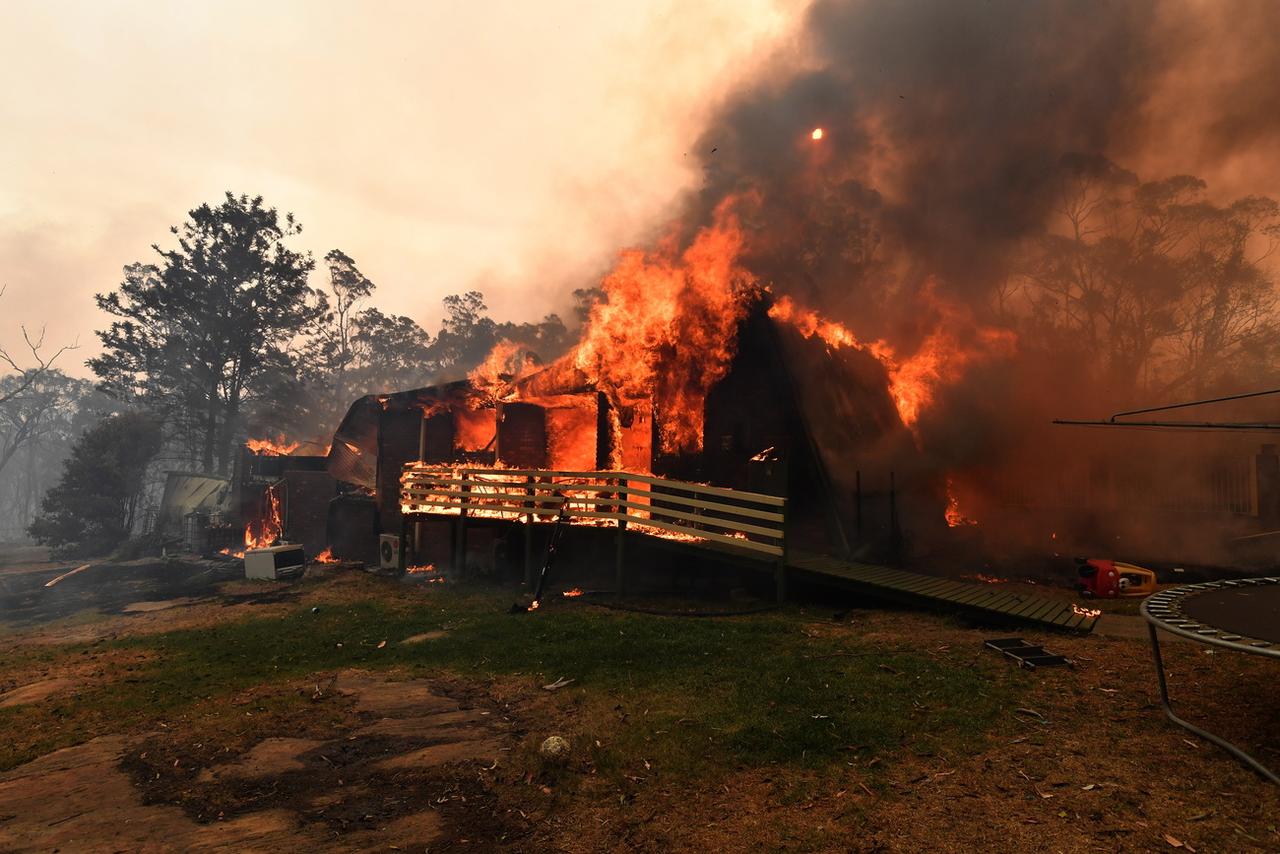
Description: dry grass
0,562,1276,852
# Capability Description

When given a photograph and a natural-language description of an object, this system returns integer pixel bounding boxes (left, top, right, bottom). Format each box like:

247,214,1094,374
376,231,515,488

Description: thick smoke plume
672,0,1280,562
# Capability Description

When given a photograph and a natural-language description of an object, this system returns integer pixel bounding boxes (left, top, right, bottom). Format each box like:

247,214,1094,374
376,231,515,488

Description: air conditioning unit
379,534,401,572
245,543,306,580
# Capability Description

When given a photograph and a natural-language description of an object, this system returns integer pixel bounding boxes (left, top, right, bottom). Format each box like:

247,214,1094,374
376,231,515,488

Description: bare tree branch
0,287,80,407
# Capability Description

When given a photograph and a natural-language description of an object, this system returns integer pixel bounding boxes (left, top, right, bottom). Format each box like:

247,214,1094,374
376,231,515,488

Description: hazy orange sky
0,0,798,377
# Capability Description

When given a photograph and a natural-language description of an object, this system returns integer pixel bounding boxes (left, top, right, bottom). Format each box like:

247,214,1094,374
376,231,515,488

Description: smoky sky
690,0,1267,312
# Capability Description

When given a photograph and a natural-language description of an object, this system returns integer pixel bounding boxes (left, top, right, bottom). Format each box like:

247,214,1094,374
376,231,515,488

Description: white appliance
379,534,401,571
245,544,306,580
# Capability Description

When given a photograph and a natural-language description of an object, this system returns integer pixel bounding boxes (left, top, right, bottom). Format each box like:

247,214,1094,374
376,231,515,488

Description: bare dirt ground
0,670,517,852
0,545,1277,852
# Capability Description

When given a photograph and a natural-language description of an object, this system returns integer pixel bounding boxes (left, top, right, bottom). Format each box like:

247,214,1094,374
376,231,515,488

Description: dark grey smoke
695,0,1158,313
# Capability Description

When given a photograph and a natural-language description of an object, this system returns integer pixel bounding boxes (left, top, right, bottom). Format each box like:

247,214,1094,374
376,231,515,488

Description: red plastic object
1076,558,1157,598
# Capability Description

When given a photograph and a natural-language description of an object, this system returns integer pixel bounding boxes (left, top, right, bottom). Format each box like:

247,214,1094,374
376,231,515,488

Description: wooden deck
788,552,1099,633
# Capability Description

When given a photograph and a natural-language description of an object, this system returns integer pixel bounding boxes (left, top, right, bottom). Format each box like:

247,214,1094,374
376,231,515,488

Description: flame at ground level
944,479,978,528
244,483,283,549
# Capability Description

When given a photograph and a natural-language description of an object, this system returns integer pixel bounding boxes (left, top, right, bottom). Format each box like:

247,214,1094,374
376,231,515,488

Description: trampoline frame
1141,577,1280,784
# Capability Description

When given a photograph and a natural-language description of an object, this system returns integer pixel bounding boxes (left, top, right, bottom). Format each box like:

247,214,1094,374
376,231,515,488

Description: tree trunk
202,380,219,474
217,390,241,477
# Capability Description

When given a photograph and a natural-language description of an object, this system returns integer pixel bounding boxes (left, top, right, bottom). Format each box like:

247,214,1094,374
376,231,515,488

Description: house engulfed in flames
323,291,933,562
247,199,997,564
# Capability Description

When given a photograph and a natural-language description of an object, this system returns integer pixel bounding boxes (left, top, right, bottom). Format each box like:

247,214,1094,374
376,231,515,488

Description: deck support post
399,514,408,574
523,475,535,587
854,470,862,544
615,477,628,594
454,472,469,573
775,493,790,603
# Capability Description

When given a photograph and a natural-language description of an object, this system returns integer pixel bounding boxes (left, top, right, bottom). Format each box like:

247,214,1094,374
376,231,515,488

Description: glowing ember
1072,604,1102,619
529,599,540,610
944,479,977,528
244,483,283,549
811,127,824,140
562,588,584,598
406,564,437,574
313,548,338,564
218,547,246,559
964,573,1007,584
246,436,300,456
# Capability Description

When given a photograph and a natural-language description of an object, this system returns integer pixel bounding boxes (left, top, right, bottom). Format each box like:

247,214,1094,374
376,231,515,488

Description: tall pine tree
90,193,319,474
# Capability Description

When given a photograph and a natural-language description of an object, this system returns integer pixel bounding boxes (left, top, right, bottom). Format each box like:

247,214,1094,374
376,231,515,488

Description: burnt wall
377,409,428,535
497,402,548,468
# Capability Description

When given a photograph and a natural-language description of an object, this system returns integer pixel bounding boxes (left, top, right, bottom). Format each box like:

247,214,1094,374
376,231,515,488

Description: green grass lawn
0,586,1027,778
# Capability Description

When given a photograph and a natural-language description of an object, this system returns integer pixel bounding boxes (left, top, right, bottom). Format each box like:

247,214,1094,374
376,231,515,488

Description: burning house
318,290,933,569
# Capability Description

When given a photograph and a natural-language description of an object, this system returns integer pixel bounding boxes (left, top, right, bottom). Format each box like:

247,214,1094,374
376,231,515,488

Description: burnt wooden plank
948,586,1002,607
971,591,1026,613
784,552,1093,632
1004,596,1054,619
1022,599,1067,624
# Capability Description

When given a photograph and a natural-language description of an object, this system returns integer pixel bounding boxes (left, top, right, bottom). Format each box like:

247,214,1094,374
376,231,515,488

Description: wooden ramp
788,552,1099,633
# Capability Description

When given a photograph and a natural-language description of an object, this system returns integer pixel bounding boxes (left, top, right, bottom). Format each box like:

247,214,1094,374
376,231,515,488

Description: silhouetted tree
0,285,77,408
0,372,111,540
28,412,162,557
90,193,320,474
1011,156,1280,397
314,249,376,408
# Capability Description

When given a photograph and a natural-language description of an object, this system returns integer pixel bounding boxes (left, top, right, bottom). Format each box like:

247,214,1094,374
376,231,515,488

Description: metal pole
1146,622,1280,784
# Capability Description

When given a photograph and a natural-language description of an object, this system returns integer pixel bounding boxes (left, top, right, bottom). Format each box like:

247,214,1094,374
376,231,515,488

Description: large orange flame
244,482,283,550
468,339,535,402
768,286,1015,433
570,196,754,454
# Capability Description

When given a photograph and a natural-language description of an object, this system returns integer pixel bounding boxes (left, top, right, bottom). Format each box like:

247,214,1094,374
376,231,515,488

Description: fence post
615,475,627,594
524,474,535,587
775,494,789,603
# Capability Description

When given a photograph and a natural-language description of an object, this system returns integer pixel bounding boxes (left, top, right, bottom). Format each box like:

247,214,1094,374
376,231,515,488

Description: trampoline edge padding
1142,576,1280,657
